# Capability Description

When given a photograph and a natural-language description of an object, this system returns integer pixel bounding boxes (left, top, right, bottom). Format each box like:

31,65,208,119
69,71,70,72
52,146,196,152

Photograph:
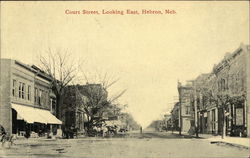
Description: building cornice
213,46,243,75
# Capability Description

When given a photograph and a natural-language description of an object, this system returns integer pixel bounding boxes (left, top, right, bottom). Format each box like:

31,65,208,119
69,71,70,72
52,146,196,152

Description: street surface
0,131,249,158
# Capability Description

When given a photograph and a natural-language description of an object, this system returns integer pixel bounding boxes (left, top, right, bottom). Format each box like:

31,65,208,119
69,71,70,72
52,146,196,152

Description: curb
210,141,249,150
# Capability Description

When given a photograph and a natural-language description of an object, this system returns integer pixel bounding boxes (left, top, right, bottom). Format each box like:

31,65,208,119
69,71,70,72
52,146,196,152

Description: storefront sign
236,108,243,125
204,112,207,117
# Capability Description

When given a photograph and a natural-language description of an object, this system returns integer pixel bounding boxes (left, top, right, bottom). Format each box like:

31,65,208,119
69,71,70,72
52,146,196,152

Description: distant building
170,102,180,131
177,82,193,132
0,59,62,135
62,84,108,131
162,114,171,130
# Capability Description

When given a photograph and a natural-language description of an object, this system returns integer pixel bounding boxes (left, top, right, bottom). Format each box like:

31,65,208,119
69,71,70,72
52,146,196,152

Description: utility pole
193,81,199,138
177,81,182,135
178,103,182,135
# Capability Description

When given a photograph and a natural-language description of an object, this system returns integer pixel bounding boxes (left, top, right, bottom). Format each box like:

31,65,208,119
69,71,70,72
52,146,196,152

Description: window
218,82,221,92
241,78,244,91
19,82,22,98
18,82,25,99
27,85,31,101
185,106,190,115
44,91,48,106
12,80,16,97
38,89,43,105
221,79,226,91
38,89,42,105
34,88,38,103
218,78,226,92
44,91,47,106
21,83,25,99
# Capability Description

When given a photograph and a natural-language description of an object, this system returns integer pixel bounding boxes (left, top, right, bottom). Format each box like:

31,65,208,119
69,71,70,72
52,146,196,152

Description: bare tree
38,48,78,119
75,70,127,132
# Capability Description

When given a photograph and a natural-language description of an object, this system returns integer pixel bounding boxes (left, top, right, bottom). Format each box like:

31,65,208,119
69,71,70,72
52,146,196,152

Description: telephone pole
193,81,199,138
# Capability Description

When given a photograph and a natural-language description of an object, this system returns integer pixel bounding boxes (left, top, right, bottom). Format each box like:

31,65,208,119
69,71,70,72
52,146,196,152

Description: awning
12,103,62,124
36,109,62,124
12,103,46,124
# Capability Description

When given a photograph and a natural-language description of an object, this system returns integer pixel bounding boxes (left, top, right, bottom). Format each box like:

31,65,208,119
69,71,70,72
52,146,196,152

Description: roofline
13,60,53,81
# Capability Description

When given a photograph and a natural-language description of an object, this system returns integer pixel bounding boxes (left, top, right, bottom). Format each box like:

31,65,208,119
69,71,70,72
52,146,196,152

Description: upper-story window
185,106,190,115
44,91,48,106
218,78,227,92
21,83,25,99
34,88,38,103
27,85,31,101
18,82,21,98
12,80,16,97
38,89,44,105
38,89,42,105
18,82,25,99
221,79,225,91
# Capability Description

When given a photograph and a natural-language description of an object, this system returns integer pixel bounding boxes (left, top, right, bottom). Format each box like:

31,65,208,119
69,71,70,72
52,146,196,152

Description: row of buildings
0,59,62,136
0,59,125,136
168,44,250,137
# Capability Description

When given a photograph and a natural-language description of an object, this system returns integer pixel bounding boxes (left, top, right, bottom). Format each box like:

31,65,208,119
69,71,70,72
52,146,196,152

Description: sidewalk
200,134,250,149
171,131,250,149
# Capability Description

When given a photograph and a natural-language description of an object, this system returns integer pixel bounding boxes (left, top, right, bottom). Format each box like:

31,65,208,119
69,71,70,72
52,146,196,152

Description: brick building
0,59,62,135
212,44,250,136
193,73,218,134
170,44,250,137
177,82,193,132
192,44,250,137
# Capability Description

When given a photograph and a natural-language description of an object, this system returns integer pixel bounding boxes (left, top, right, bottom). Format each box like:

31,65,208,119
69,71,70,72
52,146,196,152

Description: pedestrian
24,125,30,139
171,124,174,134
102,126,108,138
0,131,6,145
70,125,74,138
140,126,142,134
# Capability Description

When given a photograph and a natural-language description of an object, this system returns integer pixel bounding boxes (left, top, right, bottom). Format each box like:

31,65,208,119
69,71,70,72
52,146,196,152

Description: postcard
0,1,249,158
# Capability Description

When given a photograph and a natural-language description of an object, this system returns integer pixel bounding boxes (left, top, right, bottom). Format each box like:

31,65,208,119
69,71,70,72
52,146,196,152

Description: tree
216,94,230,139
74,78,127,133
216,93,246,138
199,85,246,139
119,112,140,131
76,83,111,129
38,48,78,119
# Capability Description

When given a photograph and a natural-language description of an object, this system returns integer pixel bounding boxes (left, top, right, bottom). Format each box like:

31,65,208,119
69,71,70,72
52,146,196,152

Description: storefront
229,100,247,137
11,103,62,137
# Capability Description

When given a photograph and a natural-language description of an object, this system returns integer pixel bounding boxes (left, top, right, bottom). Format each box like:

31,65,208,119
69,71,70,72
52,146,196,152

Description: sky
1,1,249,128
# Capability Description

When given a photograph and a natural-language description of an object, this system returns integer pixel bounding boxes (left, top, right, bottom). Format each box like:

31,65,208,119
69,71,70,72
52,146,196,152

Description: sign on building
236,108,243,126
